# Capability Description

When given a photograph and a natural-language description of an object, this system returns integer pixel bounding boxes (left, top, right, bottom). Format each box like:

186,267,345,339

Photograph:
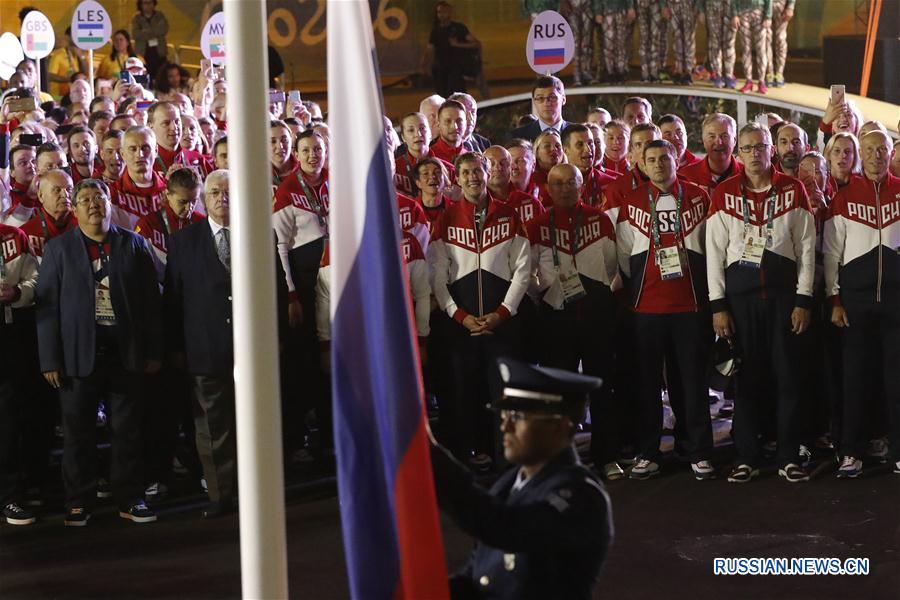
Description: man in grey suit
37,178,162,526
506,76,569,143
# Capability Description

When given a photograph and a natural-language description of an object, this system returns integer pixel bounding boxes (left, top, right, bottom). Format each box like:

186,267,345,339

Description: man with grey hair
37,177,162,526
165,170,287,517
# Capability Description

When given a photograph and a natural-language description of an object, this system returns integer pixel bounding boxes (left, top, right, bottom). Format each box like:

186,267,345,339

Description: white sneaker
836,456,862,479
144,482,168,501
629,459,660,480
691,460,716,480
799,445,813,467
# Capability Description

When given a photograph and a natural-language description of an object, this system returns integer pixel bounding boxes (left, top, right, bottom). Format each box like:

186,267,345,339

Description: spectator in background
131,0,169,80
421,1,482,97
15,60,54,104
48,28,88,100
97,30,144,82
154,64,191,100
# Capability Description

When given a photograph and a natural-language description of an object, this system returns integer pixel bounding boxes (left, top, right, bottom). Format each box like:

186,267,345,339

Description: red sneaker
757,80,769,94
739,80,754,93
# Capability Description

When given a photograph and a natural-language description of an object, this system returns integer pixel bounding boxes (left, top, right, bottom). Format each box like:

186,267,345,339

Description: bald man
774,123,808,178
528,163,621,479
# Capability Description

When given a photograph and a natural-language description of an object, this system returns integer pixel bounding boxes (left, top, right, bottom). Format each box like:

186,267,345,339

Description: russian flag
534,39,565,66
327,2,449,599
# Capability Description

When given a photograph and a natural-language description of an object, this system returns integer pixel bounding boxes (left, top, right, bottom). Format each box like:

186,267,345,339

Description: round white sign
71,0,113,51
0,33,25,80
20,10,55,60
200,12,226,66
525,10,574,75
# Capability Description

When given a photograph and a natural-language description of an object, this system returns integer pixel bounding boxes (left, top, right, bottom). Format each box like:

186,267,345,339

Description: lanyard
549,206,583,269
586,169,598,207
402,153,414,177
39,209,51,241
740,184,777,237
93,242,110,283
648,183,683,251
0,244,6,279
631,170,641,191
66,49,78,76
297,172,329,236
157,209,172,242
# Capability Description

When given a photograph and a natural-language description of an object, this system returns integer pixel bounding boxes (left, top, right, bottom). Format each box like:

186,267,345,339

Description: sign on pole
201,12,226,66
525,10,574,75
20,10,54,60
71,1,112,51
0,33,25,80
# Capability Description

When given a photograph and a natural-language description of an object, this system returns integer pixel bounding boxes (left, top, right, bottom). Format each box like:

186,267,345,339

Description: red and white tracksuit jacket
153,145,214,178
1,179,36,227
616,180,710,313
580,167,619,208
397,192,431,254
823,173,900,305
272,169,330,300
134,206,205,281
527,202,618,310
109,170,168,230
19,208,78,261
706,169,816,313
428,195,531,323
678,155,744,195
502,187,546,228
0,224,39,317
601,168,650,223
316,231,431,347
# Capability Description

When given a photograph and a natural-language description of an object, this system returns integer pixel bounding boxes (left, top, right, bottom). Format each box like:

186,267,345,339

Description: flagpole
88,49,94,98
222,0,289,598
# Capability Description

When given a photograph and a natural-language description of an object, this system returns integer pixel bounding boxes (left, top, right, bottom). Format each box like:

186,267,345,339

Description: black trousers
839,291,900,459
539,299,618,465
441,317,521,457
632,310,714,463
729,292,805,468
60,351,144,510
142,366,192,485
0,366,22,506
802,295,843,444
192,374,236,504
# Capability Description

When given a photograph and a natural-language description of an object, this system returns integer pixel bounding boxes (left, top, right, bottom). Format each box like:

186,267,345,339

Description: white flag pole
223,0,289,597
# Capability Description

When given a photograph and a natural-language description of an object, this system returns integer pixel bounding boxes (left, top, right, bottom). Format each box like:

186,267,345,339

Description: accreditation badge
95,286,116,322
657,246,684,280
739,231,766,268
558,265,587,304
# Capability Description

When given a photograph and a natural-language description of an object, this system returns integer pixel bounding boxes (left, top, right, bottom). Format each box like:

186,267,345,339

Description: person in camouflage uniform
593,0,635,83
522,0,560,19
734,0,772,94
667,0,699,85
765,0,794,87
700,0,737,88
565,0,597,85
634,0,670,81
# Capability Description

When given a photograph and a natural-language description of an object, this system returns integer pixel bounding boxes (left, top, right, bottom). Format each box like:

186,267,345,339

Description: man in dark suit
36,178,163,527
505,76,570,143
164,170,287,518
430,358,613,600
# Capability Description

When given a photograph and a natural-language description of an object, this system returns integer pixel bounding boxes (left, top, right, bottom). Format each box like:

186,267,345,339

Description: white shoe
691,460,716,480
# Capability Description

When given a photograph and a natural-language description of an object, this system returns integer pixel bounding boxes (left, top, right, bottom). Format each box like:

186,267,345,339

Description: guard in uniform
430,357,613,600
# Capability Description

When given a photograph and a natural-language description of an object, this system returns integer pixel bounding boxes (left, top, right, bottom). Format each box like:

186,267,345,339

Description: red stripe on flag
393,419,449,600
534,55,565,65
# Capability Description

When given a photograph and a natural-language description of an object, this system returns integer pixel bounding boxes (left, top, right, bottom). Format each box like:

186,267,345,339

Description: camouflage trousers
765,0,790,78
738,9,767,81
566,1,595,82
600,11,630,75
705,0,737,78
635,0,668,77
667,0,697,74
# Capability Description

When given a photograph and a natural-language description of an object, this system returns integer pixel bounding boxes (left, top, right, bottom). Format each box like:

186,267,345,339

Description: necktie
216,228,231,272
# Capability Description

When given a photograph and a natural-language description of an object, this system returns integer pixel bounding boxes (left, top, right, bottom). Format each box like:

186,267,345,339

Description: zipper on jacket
475,204,484,317
875,180,883,303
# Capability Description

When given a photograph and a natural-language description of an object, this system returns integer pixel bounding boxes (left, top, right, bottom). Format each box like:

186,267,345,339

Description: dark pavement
2,452,898,600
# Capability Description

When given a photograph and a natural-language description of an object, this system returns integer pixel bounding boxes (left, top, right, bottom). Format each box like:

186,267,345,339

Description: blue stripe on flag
534,47,565,58
76,23,104,30
333,140,421,599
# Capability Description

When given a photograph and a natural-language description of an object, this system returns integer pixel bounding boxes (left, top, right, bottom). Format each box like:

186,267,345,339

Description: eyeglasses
739,143,771,154
500,409,564,424
75,196,106,207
